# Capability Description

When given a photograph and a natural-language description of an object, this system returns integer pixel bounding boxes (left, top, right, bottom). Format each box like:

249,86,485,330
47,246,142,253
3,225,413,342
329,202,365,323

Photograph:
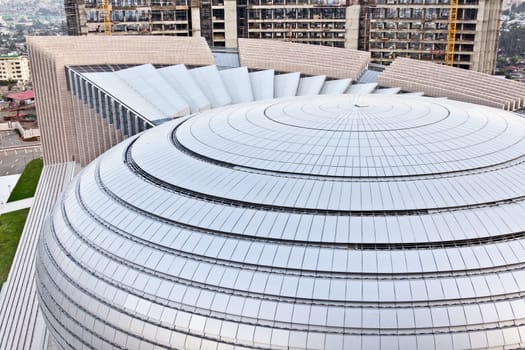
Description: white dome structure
36,93,525,349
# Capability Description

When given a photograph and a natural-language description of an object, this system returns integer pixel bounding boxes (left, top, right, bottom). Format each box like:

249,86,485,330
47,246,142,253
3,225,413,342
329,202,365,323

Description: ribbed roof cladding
174,95,525,177
37,94,525,350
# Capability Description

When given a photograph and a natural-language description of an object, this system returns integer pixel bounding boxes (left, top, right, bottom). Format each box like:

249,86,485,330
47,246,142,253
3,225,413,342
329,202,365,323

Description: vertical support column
345,5,360,50
109,98,120,146
92,87,105,157
101,94,114,149
224,0,238,48
191,5,201,37
471,0,502,74
69,71,87,165
97,91,109,153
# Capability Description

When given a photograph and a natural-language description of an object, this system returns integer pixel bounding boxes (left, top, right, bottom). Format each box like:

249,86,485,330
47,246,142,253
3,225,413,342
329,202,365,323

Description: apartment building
0,55,30,82
64,0,502,73
363,0,502,72
239,0,359,48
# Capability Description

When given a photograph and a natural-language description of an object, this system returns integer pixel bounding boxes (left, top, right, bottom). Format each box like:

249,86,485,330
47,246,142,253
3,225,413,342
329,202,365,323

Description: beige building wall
238,38,370,80
0,56,30,82
27,36,214,165
345,5,360,50
224,0,238,48
471,0,502,74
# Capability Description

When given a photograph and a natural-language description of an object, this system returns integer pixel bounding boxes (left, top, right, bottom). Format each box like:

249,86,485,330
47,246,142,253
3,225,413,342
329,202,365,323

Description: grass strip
7,158,43,202
0,208,29,286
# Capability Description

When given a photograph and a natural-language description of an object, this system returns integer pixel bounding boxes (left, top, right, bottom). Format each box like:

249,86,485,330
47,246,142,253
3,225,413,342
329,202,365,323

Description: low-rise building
0,54,30,82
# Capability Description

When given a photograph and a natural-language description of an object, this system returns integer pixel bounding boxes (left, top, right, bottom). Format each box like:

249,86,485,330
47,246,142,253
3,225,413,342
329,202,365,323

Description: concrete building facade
64,0,502,73
242,0,351,47
0,54,30,82
364,0,502,72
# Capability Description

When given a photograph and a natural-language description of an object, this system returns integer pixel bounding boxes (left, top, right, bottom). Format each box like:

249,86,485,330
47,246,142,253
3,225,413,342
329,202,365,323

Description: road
0,130,42,176
0,146,43,176
0,130,40,149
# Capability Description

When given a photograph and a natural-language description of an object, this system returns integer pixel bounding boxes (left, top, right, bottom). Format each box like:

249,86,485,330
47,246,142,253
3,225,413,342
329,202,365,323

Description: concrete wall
471,0,502,74
224,0,238,48
191,6,201,37
345,5,360,50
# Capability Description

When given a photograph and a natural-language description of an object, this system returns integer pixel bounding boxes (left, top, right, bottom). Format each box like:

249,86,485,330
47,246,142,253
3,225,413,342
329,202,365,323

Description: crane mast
445,0,458,66
102,0,112,34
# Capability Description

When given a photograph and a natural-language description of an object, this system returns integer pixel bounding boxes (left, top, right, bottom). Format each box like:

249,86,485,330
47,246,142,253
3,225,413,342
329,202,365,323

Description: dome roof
37,94,525,349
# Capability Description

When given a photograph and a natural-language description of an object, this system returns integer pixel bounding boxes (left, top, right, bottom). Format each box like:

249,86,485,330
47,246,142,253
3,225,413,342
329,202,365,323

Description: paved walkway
0,145,43,177
0,174,20,203
0,130,40,150
0,197,34,215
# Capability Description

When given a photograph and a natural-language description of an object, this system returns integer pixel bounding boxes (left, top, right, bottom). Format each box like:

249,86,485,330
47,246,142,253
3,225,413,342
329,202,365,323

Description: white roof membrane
219,67,254,104
274,72,300,98
83,71,167,122
320,79,352,95
348,82,378,94
297,75,326,96
115,64,190,118
157,64,211,113
189,65,232,107
249,69,275,101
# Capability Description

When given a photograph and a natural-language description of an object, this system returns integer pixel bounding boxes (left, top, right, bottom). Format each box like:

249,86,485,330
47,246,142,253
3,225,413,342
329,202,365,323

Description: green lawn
7,158,43,202
0,208,29,286
0,158,44,287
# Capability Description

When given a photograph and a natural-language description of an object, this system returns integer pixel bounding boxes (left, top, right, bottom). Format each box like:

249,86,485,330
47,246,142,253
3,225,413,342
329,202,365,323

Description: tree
498,24,525,57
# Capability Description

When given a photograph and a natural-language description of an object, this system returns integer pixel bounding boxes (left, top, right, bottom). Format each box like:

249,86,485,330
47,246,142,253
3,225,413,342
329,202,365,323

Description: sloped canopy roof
7,90,34,101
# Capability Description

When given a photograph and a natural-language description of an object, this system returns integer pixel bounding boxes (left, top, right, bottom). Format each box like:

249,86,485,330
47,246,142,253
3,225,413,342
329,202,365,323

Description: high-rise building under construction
64,0,502,73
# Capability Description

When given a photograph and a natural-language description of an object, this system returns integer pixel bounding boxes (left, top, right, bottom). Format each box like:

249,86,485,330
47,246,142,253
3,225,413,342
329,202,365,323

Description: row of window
87,9,190,22
248,8,346,20
377,0,479,5
85,0,190,6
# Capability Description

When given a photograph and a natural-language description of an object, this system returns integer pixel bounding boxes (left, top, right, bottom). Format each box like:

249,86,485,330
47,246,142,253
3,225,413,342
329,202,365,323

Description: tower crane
445,0,458,66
